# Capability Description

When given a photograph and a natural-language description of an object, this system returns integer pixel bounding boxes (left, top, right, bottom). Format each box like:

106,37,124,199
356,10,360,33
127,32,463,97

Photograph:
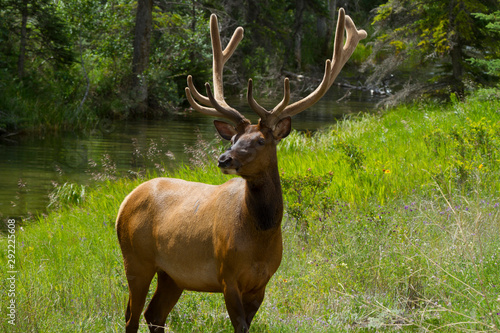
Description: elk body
116,9,366,333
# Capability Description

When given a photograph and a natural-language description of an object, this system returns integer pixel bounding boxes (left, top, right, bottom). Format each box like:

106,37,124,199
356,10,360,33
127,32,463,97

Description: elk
116,9,366,333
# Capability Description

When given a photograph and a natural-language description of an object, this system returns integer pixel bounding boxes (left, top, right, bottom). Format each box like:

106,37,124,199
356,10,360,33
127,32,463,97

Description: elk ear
273,117,291,141
214,120,237,141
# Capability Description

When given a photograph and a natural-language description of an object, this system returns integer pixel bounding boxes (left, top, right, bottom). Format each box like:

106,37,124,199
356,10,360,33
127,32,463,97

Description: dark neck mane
244,165,283,231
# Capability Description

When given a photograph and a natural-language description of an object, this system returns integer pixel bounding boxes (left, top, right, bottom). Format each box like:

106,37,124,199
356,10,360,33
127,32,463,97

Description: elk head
185,10,367,179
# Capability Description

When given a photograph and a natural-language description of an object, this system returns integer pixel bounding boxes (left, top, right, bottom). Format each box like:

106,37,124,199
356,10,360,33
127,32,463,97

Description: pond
0,86,383,220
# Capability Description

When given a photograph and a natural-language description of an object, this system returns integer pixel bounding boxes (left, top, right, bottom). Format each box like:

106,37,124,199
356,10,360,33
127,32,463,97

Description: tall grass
0,79,96,132
1,89,500,332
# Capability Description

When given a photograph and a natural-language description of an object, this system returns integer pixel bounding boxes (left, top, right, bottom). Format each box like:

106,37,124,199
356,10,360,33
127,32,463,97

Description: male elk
116,9,366,333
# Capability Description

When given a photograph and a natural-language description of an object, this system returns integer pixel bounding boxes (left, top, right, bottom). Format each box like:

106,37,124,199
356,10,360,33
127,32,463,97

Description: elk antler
249,8,367,129
186,9,366,130
185,14,250,129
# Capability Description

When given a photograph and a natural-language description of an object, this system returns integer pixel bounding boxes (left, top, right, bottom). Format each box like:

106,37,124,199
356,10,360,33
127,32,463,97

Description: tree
0,0,73,80
17,0,28,79
469,11,500,77
132,0,153,114
367,0,500,100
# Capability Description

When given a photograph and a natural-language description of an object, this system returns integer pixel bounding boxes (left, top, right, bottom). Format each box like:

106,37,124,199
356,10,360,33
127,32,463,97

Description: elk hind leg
124,264,156,333
145,270,183,333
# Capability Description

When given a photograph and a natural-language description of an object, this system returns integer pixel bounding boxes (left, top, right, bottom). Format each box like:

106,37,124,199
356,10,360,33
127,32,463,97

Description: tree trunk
18,0,28,80
448,0,464,98
450,42,464,97
246,0,261,43
189,0,196,64
132,0,153,114
293,0,305,70
317,0,337,59
325,0,337,55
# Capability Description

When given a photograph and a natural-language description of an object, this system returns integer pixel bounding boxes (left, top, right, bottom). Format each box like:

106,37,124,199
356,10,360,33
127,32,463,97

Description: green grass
2,89,500,332
0,79,97,132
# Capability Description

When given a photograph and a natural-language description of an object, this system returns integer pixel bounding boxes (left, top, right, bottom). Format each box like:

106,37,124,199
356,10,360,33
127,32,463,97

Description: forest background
0,0,500,132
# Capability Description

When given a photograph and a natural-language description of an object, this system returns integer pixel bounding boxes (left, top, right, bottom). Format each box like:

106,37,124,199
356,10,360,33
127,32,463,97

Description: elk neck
242,158,283,231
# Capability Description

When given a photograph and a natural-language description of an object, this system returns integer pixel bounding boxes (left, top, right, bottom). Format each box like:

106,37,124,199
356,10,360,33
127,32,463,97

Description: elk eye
257,138,266,146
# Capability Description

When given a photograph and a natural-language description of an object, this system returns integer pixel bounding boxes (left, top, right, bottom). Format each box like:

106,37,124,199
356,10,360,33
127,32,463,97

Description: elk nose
218,153,233,168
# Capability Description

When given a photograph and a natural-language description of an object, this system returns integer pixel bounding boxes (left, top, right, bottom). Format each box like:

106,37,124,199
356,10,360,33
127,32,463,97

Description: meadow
1,88,500,332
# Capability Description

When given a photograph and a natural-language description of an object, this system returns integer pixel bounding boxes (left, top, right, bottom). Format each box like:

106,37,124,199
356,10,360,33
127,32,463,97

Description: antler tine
185,14,249,126
210,14,243,101
205,83,250,127
185,86,221,117
248,77,291,128
327,12,367,85
187,75,211,106
260,8,366,129
273,78,291,114
247,78,270,120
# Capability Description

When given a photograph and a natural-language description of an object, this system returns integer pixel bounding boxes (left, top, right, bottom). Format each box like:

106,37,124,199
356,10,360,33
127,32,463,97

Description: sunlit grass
1,88,500,332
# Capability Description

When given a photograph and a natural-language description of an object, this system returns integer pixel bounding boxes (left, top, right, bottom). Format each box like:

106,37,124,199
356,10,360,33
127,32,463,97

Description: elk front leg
223,283,249,333
242,287,266,328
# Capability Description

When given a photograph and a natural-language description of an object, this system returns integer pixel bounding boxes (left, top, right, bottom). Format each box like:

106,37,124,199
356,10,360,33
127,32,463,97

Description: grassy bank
2,89,500,332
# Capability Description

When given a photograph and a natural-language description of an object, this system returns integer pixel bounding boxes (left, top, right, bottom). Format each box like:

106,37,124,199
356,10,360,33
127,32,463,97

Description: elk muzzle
218,151,240,174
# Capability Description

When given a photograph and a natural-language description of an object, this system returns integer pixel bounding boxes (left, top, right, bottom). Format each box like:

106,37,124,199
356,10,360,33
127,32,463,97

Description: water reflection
0,86,382,219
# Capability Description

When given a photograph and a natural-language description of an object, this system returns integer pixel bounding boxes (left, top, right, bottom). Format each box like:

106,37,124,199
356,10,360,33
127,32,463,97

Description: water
0,86,382,219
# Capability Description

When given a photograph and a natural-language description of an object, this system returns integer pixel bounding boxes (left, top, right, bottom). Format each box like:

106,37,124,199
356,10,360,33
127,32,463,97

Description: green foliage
147,8,211,110
0,0,211,129
471,86,500,101
0,0,382,131
0,0,80,131
424,116,500,186
0,0,74,71
334,140,366,170
468,11,500,77
282,170,333,237
0,78,95,131
59,0,137,118
350,42,372,64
